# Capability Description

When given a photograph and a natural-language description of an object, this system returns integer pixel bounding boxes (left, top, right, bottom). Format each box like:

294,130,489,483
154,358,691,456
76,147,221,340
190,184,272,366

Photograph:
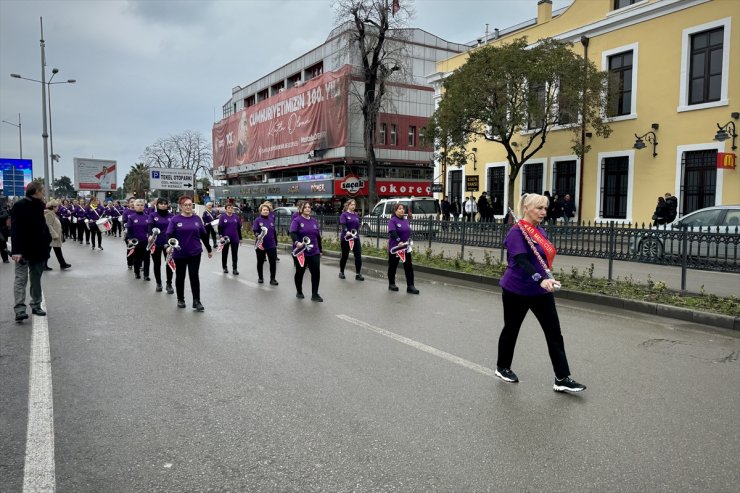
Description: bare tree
140,130,213,180
334,0,414,206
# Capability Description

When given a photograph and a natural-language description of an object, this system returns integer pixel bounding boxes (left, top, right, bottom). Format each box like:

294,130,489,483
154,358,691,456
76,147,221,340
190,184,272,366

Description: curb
313,248,739,331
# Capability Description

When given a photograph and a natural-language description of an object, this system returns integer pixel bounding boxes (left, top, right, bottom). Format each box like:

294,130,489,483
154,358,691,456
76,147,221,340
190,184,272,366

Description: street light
1,113,22,158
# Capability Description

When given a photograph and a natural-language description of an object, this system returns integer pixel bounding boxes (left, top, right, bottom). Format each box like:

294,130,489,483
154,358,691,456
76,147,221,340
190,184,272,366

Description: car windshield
679,209,722,227
412,201,436,214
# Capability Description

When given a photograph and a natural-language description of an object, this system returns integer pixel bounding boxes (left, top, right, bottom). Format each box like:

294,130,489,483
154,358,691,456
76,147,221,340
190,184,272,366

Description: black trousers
293,254,320,296
111,219,122,236
387,251,414,287
221,241,239,270
77,222,89,243
61,218,70,239
496,289,571,379
339,240,362,274
175,254,201,301
68,220,77,240
132,242,150,276
151,245,173,285
205,225,217,249
46,246,68,267
256,247,277,281
89,225,102,247
0,237,8,262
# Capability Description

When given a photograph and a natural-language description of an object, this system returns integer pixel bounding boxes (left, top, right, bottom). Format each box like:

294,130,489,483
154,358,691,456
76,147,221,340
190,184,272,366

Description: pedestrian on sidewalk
387,203,419,294
43,200,72,271
338,198,364,281
10,181,52,322
290,201,324,302
495,193,586,393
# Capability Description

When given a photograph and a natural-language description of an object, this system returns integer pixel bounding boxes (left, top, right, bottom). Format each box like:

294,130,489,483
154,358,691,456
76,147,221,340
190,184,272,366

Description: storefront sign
334,179,432,197
213,179,335,200
338,175,365,195
431,183,444,193
466,175,479,192
717,152,736,170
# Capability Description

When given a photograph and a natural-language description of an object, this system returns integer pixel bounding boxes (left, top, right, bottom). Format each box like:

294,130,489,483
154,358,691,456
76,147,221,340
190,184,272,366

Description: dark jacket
665,196,678,222
0,206,10,242
10,196,52,262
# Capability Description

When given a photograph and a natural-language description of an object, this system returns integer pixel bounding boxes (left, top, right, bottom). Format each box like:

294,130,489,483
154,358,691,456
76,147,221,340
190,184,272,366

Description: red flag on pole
392,0,400,16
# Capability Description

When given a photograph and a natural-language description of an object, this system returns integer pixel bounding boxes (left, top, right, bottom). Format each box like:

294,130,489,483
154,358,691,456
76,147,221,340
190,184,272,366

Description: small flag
396,249,406,263
167,256,176,272
349,238,355,250
150,242,156,254
295,251,305,268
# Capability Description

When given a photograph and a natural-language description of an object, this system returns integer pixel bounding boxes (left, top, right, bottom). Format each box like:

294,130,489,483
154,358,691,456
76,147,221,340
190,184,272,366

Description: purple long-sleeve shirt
252,214,277,250
387,215,411,252
217,213,242,244
289,215,321,257
166,214,211,258
149,210,173,246
339,211,361,242
126,211,151,242
499,225,550,296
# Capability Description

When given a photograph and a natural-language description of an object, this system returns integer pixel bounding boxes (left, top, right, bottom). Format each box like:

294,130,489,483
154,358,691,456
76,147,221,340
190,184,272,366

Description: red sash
517,220,556,269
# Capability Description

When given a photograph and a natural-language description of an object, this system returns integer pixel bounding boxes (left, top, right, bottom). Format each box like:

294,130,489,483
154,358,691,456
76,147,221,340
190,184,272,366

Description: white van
361,197,439,235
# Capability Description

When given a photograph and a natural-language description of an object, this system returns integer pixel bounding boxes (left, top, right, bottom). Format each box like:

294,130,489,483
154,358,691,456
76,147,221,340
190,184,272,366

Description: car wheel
638,237,663,258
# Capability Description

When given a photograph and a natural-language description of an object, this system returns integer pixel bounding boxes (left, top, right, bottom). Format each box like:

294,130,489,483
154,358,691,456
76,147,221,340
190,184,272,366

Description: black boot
193,299,205,312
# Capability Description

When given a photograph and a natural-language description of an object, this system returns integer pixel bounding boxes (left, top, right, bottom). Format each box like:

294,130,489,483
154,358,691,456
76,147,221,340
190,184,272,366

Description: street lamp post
1,113,22,158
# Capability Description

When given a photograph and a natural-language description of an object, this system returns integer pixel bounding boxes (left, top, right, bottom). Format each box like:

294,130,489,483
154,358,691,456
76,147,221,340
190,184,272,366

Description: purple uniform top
253,214,277,250
499,225,550,296
166,214,209,258
73,205,86,220
202,209,217,226
126,211,151,242
218,213,242,243
57,205,69,220
122,208,134,224
289,215,321,257
339,211,361,242
106,205,120,218
387,215,411,252
149,211,173,246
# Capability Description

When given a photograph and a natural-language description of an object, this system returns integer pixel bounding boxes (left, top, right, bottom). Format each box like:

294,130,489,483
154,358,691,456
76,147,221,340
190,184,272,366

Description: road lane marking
336,314,496,378
23,301,56,493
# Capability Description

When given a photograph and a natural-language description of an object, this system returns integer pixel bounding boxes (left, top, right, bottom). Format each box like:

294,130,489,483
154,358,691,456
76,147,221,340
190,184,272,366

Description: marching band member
74,198,89,245
338,198,364,281
495,193,586,393
263,200,280,262
387,203,419,294
121,198,136,269
85,197,106,250
58,199,72,240
149,197,174,293
289,200,323,302
252,202,278,285
114,200,126,237
217,203,242,275
202,202,218,249
105,201,121,237
166,196,212,312
125,199,151,280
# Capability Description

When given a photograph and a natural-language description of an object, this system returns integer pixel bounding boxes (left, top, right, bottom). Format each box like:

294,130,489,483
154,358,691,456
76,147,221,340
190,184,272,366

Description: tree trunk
507,173,517,220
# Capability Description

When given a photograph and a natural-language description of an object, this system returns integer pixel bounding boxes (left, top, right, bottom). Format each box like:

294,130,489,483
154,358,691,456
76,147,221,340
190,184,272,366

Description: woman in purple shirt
252,202,279,285
217,203,242,275
149,197,174,293
166,196,213,312
85,197,106,250
338,198,364,281
126,199,151,280
387,203,419,294
495,193,586,393
289,201,323,302
74,200,89,245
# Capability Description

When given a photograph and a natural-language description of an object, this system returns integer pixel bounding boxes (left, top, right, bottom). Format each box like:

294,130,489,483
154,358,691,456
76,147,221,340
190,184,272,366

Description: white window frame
677,17,732,113
601,42,638,122
594,150,635,224
408,126,416,147
390,124,398,146
378,123,386,145
486,162,509,220
674,142,725,214
517,159,547,197
550,155,581,219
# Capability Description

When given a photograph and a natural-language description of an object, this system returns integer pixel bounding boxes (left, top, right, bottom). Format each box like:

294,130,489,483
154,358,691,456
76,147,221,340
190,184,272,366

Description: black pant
387,251,414,287
111,219,122,236
77,222,89,243
68,220,77,240
0,237,8,262
90,225,102,247
256,247,277,281
47,246,68,267
175,254,201,301
151,245,173,285
339,240,362,274
293,254,320,296
205,225,217,249
132,242,150,276
497,289,571,379
221,241,239,270
61,218,70,239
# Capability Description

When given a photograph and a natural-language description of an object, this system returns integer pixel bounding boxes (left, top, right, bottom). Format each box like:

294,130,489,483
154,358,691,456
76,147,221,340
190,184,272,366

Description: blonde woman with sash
494,193,586,393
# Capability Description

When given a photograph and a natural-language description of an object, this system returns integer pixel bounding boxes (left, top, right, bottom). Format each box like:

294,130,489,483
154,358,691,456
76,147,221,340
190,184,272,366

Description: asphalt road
1,237,739,492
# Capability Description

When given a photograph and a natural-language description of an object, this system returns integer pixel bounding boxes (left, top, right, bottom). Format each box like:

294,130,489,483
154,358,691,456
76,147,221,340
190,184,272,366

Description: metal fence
243,213,740,279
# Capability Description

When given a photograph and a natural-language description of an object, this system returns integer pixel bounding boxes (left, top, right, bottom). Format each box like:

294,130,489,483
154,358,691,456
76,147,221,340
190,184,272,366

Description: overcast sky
0,0,572,186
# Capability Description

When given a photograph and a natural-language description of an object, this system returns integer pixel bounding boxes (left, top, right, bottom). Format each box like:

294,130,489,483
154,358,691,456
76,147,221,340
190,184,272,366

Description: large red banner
213,66,350,173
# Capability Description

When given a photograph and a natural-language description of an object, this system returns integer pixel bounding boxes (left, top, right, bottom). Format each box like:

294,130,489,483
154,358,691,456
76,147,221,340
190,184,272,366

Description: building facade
212,24,467,212
429,0,739,223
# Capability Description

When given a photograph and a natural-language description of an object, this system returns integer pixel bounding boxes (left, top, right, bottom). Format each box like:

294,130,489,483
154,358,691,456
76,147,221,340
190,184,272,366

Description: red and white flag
396,249,406,263
295,251,305,268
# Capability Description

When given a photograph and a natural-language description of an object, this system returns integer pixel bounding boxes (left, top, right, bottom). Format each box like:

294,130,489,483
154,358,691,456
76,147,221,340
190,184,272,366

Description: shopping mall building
211,23,467,213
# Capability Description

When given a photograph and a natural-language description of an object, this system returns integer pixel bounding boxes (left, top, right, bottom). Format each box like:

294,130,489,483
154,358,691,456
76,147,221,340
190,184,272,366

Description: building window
245,95,256,108
487,166,506,216
557,83,577,125
680,150,717,215
448,169,463,207
378,123,386,145
600,156,629,219
613,0,638,9
608,51,633,117
553,160,577,199
522,162,543,194
305,62,323,80
527,84,546,130
408,126,416,147
390,124,398,146
689,27,723,105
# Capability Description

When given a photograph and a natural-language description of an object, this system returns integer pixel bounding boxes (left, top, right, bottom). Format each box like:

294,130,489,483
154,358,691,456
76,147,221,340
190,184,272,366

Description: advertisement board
212,65,350,173
0,158,33,196
74,158,117,191
149,167,195,190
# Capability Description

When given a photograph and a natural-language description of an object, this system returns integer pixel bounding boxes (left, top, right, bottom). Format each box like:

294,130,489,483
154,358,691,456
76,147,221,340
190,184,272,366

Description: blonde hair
518,193,549,218
259,201,273,213
134,199,146,207
342,199,356,212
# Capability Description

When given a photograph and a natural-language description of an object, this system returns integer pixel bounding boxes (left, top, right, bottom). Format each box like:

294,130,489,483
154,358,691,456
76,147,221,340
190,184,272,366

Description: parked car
273,206,297,234
630,205,740,259
361,197,439,236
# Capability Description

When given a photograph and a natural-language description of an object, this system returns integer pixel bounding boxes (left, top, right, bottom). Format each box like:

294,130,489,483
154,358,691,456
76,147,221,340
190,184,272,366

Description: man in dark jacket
664,193,678,223
11,181,52,321
0,202,10,263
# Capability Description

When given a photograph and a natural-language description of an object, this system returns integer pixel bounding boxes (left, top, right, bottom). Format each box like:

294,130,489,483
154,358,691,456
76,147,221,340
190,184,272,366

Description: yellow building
429,0,739,223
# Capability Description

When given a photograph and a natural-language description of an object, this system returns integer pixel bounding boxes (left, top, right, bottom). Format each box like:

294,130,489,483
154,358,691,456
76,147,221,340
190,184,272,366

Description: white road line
23,301,56,493
336,314,497,379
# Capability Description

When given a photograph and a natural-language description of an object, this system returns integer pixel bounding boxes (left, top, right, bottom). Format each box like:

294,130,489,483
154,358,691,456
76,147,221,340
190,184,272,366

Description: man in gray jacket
10,181,51,322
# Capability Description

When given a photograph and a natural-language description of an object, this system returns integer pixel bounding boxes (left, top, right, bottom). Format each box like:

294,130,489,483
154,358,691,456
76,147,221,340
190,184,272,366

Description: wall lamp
714,112,739,151
466,147,478,171
634,123,659,157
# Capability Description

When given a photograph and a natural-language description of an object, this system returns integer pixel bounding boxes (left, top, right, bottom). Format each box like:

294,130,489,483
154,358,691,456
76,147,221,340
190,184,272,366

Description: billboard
0,158,33,196
74,158,117,191
212,65,350,174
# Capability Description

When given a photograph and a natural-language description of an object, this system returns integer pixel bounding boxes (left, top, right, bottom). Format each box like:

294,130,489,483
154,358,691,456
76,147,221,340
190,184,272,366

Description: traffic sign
149,167,196,191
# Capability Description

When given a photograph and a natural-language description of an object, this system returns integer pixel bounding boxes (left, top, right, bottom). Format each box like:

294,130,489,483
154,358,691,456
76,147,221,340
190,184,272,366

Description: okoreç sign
334,178,432,197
